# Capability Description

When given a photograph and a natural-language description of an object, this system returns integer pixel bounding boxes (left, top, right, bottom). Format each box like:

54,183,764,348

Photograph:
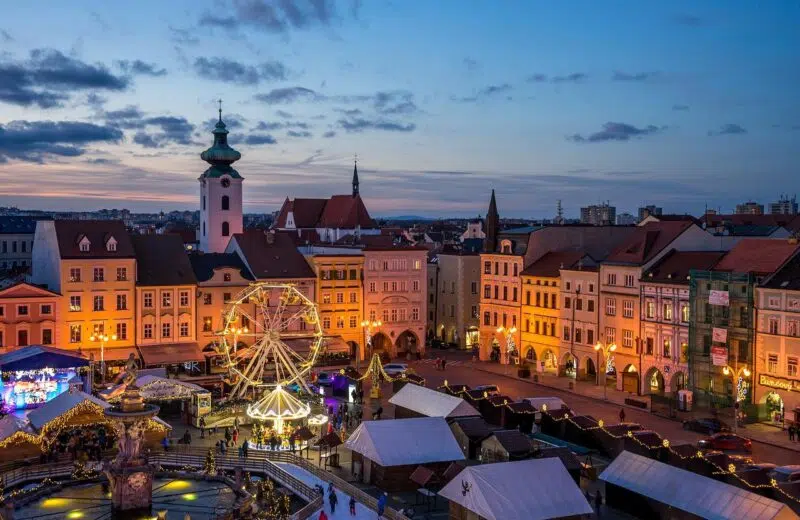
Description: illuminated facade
0,282,60,351
559,267,601,380
434,252,480,349
479,241,523,362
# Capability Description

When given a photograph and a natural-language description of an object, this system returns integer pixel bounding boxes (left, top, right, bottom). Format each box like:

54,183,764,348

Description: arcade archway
395,330,419,359
645,367,665,395
542,349,558,374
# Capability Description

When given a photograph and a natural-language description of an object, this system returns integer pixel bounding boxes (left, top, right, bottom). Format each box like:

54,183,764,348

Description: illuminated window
70,325,81,343
70,296,81,312
143,292,154,309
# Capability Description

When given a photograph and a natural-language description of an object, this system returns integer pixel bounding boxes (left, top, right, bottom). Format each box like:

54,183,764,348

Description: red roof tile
275,195,375,230
643,250,727,284
521,250,589,278
231,229,315,279
275,198,328,228
53,220,135,259
712,238,800,275
605,221,693,265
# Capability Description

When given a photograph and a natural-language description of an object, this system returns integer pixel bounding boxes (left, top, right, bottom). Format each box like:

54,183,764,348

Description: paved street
409,353,800,465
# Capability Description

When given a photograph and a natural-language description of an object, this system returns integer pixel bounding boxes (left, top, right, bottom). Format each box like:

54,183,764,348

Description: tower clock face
128,472,148,490
221,178,230,188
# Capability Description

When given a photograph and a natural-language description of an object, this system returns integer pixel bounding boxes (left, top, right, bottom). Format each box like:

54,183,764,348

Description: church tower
352,157,360,197
199,103,243,253
484,189,499,253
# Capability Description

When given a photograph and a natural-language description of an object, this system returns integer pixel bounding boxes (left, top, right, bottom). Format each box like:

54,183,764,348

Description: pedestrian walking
619,408,626,423
376,405,383,420
318,510,328,520
328,481,334,495
233,428,239,445
377,492,387,516
234,416,240,430
329,489,338,513
224,427,231,446
442,357,447,371
349,496,356,516
595,490,602,516
199,416,206,439
789,424,796,442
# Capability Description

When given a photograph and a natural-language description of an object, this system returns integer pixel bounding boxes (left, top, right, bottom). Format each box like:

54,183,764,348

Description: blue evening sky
0,1,798,217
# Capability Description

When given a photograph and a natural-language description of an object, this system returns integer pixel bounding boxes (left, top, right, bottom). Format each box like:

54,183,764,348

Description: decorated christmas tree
204,448,216,475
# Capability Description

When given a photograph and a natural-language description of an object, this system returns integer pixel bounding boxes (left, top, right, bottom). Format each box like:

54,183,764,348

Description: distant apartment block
616,213,637,226
580,203,616,226
638,205,663,222
769,195,798,215
735,201,764,215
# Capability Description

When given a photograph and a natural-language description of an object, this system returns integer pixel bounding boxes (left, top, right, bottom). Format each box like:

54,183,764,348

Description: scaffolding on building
688,270,756,420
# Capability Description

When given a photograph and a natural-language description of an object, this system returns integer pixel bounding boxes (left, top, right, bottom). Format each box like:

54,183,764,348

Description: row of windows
439,304,479,319
322,292,359,304
641,337,685,359
69,294,128,312
765,316,800,337
561,325,595,345
367,281,421,293
602,327,636,348
0,260,28,270
143,290,192,309
0,240,32,254
367,259,423,271
366,307,421,323
200,194,233,212
483,284,519,302
69,322,129,343
642,300,691,322
482,311,517,329
483,261,519,277
0,304,52,317
320,269,360,281
441,281,479,295
563,281,594,293
766,353,799,378
605,273,636,287
0,328,52,347
142,321,191,340
523,319,558,337
68,267,128,283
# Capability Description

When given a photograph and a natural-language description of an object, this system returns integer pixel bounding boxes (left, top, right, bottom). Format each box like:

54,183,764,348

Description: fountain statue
103,355,161,513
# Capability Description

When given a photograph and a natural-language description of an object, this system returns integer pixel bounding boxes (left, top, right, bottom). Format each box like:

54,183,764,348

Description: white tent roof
345,417,465,467
600,451,797,520
388,384,479,418
136,375,205,393
438,458,592,520
27,389,110,430
0,415,33,442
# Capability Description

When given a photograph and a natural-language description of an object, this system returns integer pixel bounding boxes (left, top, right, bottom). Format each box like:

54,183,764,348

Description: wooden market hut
0,415,41,462
345,417,465,492
562,414,600,448
590,423,642,458
391,373,426,393
535,447,583,485
449,417,495,459
439,459,592,520
623,430,667,461
389,383,479,420
538,407,572,437
438,383,470,397
478,395,513,425
503,401,536,433
479,429,533,463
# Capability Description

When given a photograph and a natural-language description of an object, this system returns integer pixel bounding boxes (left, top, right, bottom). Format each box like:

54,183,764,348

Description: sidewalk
458,357,800,454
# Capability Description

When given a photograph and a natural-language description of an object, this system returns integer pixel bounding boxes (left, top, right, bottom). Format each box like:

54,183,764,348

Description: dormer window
79,236,91,252
500,239,512,254
106,236,117,252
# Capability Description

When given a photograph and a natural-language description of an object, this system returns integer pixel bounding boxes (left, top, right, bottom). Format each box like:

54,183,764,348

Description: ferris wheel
219,283,324,399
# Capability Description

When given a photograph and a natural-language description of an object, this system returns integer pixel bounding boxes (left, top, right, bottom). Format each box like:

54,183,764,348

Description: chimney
265,230,276,244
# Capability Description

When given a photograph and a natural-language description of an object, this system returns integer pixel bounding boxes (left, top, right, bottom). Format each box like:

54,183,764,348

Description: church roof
231,229,315,280
200,111,242,179
275,195,376,230
131,234,197,286
276,198,328,228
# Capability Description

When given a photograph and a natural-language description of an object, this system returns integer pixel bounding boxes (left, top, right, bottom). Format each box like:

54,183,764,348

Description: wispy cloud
672,104,690,111
116,59,167,77
567,122,666,143
199,0,348,34
452,83,512,103
673,14,705,26
612,71,659,82
254,86,319,104
0,120,123,163
527,72,587,84
708,123,747,136
338,117,415,133
194,57,289,85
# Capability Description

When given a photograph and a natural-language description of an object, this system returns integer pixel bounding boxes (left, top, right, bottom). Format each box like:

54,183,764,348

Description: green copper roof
200,116,242,176
203,164,242,179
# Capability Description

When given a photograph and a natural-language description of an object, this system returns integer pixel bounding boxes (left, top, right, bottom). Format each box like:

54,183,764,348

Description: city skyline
0,1,798,217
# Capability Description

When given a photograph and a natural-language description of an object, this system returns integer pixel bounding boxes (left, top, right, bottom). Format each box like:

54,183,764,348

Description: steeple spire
484,189,500,253
218,98,223,123
352,153,360,197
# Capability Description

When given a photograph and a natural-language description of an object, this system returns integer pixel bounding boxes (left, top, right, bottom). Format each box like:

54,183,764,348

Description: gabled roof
439,458,592,520
389,384,480,419
605,221,694,265
0,345,89,371
231,230,315,279
762,249,800,290
488,429,532,456
344,417,465,466
28,389,110,431
0,281,60,298
189,252,254,282
53,220,135,259
713,238,800,276
318,194,376,229
600,451,795,520
276,198,328,228
131,234,197,286
450,417,494,440
643,249,727,285
521,250,590,278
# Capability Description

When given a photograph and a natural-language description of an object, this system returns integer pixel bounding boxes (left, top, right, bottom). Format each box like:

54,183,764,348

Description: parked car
698,432,752,452
682,417,731,434
316,372,333,386
383,363,408,376
474,384,501,396
770,465,800,483
743,462,777,472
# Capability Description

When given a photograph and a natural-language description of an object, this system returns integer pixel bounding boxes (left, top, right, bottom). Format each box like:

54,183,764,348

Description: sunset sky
0,1,798,217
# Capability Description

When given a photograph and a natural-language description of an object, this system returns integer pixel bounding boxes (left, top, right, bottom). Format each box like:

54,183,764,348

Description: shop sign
711,346,728,366
709,290,729,306
759,374,800,393
712,327,728,343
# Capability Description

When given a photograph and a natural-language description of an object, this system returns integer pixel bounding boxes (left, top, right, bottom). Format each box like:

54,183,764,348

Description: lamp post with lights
721,364,751,432
90,330,117,383
594,341,617,400
496,326,518,366
360,320,382,371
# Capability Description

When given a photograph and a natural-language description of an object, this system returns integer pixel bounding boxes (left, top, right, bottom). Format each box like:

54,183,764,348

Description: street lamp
496,326,518,366
90,330,117,383
360,320,382,370
229,326,249,354
594,341,617,400
721,364,751,432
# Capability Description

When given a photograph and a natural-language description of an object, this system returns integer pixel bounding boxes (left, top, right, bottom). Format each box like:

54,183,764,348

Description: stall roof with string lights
601,451,796,520
388,383,479,419
0,346,89,371
438,458,592,520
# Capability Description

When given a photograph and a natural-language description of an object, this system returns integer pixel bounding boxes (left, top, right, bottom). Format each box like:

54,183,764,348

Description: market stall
389,383,479,420
0,346,89,412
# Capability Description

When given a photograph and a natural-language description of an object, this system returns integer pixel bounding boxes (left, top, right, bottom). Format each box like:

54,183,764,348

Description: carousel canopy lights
246,385,310,422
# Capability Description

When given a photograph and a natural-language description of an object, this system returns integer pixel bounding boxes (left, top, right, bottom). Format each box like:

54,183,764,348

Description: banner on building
712,327,728,343
709,290,730,306
711,345,728,366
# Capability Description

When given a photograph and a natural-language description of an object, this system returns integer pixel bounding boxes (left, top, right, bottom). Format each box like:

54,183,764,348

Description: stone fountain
103,354,160,514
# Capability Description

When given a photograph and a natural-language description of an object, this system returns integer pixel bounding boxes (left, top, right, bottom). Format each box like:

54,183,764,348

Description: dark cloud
133,132,160,148
323,130,336,138
0,48,129,109
244,134,277,145
527,73,548,83
85,157,119,165
0,29,12,42
452,83,512,103
338,117,415,133
116,59,167,77
567,122,666,143
373,90,417,115
104,105,146,123
551,73,587,83
612,71,658,82
0,120,123,163
252,120,308,131
194,57,289,85
463,57,480,71
275,110,293,118
100,107,196,148
199,0,344,34
708,123,747,136
287,130,312,138
674,14,705,26
86,92,108,110
169,26,200,46
254,86,319,104
334,108,362,116
672,104,690,111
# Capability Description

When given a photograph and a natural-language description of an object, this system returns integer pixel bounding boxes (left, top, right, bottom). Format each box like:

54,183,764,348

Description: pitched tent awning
345,417,465,467
138,343,204,366
0,345,89,371
438,458,592,520
388,384,480,419
27,390,110,431
600,451,796,520
81,346,140,362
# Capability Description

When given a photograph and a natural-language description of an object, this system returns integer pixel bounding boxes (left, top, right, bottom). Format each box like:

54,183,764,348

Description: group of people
316,482,358,518
787,423,800,442
327,403,359,433
433,357,448,371
43,425,112,463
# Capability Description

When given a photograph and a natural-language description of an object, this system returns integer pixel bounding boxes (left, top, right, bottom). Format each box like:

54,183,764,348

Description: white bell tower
199,101,243,253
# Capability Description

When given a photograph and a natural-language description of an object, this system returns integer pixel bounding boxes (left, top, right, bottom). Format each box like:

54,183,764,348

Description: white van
522,397,572,421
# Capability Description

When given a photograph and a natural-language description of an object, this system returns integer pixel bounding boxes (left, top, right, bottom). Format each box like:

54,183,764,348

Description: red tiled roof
521,250,589,278
275,197,328,228
605,221,693,265
231,229,315,279
643,250,727,284
712,238,800,275
275,195,375,230
53,220,135,259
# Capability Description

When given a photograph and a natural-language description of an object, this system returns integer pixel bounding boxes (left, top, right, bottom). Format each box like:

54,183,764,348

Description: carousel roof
247,385,310,421
28,389,109,431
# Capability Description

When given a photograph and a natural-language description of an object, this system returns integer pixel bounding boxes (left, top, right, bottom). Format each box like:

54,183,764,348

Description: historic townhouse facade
559,266,601,380
434,251,480,350
0,282,60,351
479,240,523,362
32,220,137,375
639,250,725,395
